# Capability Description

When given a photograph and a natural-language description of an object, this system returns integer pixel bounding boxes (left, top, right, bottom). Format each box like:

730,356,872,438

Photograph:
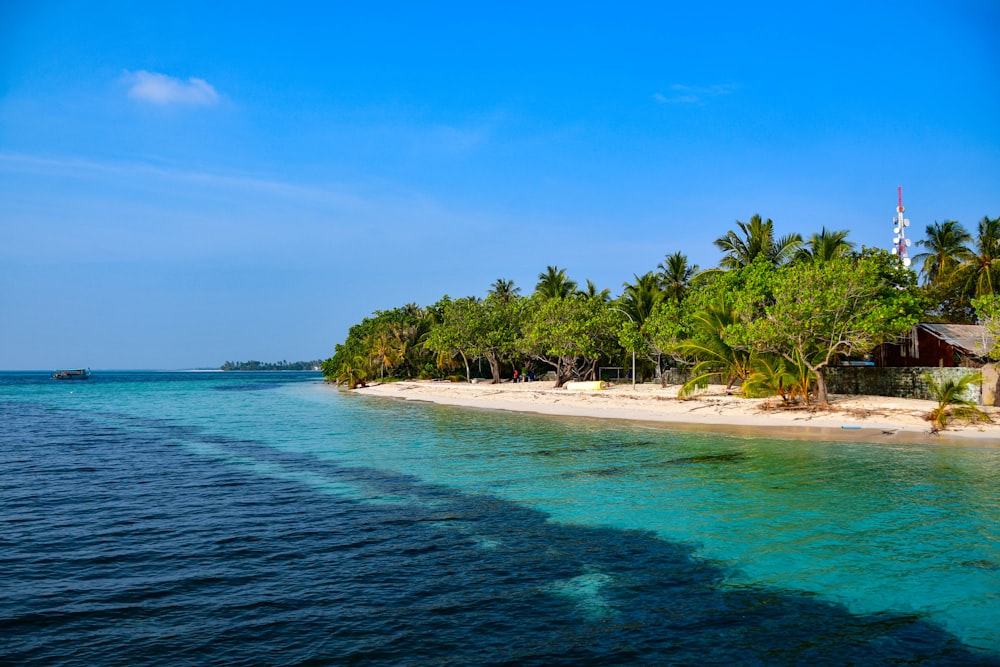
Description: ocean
2,371,998,665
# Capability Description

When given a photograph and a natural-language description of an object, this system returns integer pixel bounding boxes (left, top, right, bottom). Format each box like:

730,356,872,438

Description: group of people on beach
511,369,534,383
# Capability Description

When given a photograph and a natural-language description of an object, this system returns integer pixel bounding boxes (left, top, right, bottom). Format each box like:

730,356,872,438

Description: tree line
323,213,1000,405
220,360,324,371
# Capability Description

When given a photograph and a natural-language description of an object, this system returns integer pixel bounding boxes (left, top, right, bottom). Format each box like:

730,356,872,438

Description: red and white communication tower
892,186,912,268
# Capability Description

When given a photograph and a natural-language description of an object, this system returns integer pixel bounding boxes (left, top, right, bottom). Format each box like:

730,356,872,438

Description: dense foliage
220,360,323,371
973,295,1000,361
323,213,999,404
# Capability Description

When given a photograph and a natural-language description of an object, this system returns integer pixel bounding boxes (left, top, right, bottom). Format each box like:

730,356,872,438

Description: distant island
220,360,324,371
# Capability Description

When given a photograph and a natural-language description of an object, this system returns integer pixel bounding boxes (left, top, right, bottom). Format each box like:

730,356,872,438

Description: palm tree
620,272,662,324
923,372,990,431
578,279,611,302
796,227,855,263
959,216,1000,298
675,293,753,397
393,303,434,377
534,265,578,299
913,220,972,286
328,349,371,389
714,214,802,269
742,354,796,402
489,278,520,303
657,251,699,302
367,329,404,380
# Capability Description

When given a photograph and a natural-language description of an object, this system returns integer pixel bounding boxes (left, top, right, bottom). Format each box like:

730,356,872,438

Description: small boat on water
52,368,91,381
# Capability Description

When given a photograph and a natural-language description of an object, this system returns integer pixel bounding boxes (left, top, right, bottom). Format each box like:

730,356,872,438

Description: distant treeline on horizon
219,360,323,371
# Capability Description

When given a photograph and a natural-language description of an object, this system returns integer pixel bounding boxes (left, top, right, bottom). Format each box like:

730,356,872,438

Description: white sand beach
351,380,1000,447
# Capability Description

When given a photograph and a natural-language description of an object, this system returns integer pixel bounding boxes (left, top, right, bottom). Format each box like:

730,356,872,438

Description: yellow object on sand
565,381,607,391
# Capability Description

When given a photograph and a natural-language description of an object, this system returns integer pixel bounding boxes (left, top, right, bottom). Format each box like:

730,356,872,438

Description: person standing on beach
512,369,519,383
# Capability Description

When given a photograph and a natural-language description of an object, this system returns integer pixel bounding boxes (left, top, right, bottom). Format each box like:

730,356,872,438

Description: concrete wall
825,366,994,405
656,369,710,386
983,364,999,406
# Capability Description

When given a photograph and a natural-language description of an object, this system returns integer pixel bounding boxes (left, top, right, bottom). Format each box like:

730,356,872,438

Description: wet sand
350,380,1000,447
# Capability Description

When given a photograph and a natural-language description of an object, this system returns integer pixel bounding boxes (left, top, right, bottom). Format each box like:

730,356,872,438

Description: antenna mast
892,186,912,268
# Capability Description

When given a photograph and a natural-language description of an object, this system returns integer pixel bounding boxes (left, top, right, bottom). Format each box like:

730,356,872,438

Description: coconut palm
657,251,699,302
388,304,435,377
923,372,991,431
534,265,578,300
620,272,663,324
489,278,520,303
913,220,972,286
714,214,802,269
958,216,1000,298
675,293,753,397
328,349,371,389
367,329,405,380
742,354,797,402
796,227,855,263
578,279,612,302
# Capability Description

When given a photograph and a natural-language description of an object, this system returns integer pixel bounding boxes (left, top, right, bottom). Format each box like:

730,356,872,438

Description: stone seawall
825,366,993,404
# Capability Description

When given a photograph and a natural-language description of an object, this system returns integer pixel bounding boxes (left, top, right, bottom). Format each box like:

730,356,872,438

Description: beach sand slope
350,380,1000,447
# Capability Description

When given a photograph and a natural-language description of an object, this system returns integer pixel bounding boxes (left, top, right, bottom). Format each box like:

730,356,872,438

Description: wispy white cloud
0,151,491,261
123,70,220,106
652,83,737,105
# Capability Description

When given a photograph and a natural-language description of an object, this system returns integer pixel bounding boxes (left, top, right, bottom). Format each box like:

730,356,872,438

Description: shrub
923,372,991,431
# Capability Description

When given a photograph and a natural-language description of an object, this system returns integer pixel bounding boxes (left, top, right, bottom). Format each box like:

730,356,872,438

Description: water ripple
2,378,998,665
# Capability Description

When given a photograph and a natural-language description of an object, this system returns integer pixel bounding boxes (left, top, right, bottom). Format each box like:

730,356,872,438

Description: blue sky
2,1,998,370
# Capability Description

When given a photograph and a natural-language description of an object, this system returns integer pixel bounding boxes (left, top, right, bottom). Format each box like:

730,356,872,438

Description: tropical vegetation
322,212,999,406
221,360,324,371
923,372,991,431
915,216,1000,322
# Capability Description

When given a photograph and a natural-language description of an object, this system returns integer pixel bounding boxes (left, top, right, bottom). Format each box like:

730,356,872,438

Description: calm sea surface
2,371,998,665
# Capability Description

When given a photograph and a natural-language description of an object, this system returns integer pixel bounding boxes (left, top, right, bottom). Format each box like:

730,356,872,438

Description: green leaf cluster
972,295,1000,361
323,305,436,387
725,251,922,403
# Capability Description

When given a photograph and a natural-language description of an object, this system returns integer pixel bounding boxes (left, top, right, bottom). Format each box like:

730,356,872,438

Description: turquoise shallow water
320,385,1000,652
2,371,998,664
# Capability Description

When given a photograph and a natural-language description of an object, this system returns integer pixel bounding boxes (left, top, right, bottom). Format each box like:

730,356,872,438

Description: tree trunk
814,367,829,405
487,354,502,384
460,352,471,383
554,358,572,388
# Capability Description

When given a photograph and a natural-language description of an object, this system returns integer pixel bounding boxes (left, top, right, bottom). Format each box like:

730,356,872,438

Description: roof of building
919,323,995,357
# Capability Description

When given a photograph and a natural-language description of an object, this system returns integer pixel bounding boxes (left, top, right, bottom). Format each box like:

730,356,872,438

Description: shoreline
348,380,1000,448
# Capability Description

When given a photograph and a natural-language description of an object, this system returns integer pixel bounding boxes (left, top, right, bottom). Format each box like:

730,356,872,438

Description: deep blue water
2,371,998,665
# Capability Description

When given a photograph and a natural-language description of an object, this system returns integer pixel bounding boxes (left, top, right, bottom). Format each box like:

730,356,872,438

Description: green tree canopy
534,265,578,300
423,296,482,382
727,251,923,404
972,295,1000,361
796,227,855,263
488,278,520,302
578,279,612,302
914,220,972,286
714,214,802,269
959,216,1000,298
424,293,524,384
322,305,435,386
657,251,699,303
619,271,663,325
519,295,621,387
